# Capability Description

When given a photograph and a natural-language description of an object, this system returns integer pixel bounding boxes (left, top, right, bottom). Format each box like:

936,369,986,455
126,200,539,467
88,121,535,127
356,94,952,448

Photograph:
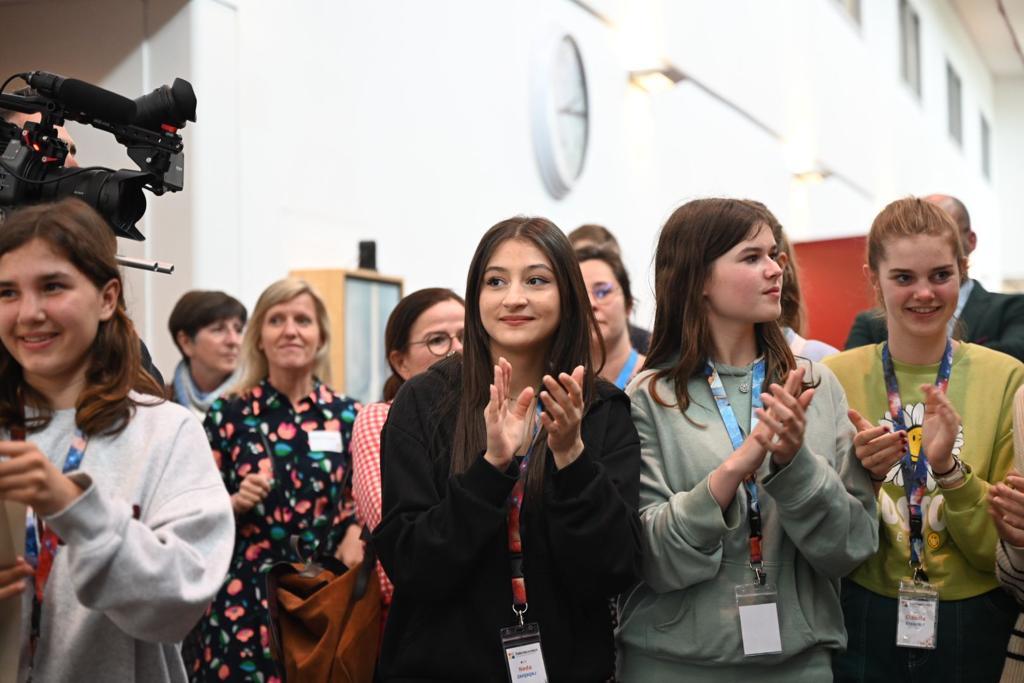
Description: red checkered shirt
351,401,394,604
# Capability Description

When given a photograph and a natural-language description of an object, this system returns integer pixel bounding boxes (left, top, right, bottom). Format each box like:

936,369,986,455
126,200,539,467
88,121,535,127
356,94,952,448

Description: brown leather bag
265,527,381,682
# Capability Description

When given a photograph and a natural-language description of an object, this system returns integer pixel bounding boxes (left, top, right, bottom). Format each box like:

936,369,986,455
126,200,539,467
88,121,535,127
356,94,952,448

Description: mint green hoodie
617,359,877,681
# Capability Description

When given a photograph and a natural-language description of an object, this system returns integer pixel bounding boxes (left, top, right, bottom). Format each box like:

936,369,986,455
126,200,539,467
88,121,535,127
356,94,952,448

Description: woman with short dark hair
575,245,645,389
167,290,247,419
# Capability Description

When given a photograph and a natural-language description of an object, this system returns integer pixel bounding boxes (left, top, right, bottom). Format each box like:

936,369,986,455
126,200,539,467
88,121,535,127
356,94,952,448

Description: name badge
308,430,342,453
500,622,549,683
896,578,938,649
736,583,783,656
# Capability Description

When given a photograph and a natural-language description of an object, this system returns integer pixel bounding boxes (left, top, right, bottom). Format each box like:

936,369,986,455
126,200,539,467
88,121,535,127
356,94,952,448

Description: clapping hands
483,358,536,470
848,410,904,484
539,365,585,469
989,470,1024,547
483,359,586,471
919,383,961,476
751,367,816,467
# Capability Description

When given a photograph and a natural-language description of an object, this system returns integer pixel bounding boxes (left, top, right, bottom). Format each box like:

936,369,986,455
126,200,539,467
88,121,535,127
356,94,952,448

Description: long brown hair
0,198,163,436
449,217,597,502
774,229,806,335
645,198,798,414
383,287,464,401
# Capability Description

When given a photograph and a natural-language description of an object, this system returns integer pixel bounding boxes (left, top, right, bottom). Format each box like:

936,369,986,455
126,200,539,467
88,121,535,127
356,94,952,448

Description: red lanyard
506,406,543,625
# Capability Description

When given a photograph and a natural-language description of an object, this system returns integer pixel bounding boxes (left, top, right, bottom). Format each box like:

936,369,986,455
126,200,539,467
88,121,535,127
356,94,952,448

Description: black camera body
0,71,196,240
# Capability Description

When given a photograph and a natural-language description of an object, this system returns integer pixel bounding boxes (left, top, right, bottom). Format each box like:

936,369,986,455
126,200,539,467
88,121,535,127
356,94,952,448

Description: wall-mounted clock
531,32,589,200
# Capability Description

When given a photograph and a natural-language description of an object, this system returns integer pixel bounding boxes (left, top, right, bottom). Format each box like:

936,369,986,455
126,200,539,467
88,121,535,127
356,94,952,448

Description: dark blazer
628,323,651,354
844,280,1024,362
374,359,642,682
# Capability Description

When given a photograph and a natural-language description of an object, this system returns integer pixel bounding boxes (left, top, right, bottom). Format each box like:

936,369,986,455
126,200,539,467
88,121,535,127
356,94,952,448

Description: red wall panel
791,236,876,350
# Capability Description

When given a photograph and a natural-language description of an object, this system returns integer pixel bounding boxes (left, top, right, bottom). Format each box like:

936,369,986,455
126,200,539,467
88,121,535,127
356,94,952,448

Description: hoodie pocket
642,565,747,663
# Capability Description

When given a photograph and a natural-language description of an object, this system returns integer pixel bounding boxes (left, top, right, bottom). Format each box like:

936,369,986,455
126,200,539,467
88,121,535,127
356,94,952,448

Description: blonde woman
189,279,361,682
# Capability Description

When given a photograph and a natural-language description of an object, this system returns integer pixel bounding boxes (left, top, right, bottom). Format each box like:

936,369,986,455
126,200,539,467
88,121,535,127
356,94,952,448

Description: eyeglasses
409,330,464,357
589,282,619,303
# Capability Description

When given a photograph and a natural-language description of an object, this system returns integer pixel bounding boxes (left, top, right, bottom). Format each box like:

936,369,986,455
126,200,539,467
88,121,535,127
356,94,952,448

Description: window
947,61,962,146
981,114,991,179
899,0,921,96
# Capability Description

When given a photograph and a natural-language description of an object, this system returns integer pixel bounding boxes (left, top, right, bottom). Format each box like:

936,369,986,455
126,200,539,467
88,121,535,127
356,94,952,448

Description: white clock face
532,32,589,200
552,36,588,182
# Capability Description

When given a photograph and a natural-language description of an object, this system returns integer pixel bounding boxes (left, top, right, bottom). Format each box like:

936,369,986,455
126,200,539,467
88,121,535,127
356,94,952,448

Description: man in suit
845,194,1024,362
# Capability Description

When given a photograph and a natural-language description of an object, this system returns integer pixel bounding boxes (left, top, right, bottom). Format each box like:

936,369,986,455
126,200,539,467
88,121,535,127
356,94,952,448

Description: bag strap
335,526,379,634
264,565,289,683
352,526,377,601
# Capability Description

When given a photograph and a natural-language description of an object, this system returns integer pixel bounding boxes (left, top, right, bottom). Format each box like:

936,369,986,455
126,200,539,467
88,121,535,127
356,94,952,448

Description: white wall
994,77,1024,286
221,0,1008,347
2,0,1016,382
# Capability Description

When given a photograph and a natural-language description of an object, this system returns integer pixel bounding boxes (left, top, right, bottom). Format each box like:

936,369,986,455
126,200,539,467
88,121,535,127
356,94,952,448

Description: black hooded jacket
374,361,642,682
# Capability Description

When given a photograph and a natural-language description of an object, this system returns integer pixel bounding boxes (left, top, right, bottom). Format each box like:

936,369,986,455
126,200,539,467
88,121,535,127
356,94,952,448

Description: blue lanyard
881,339,953,580
24,429,88,569
706,359,766,583
614,348,640,390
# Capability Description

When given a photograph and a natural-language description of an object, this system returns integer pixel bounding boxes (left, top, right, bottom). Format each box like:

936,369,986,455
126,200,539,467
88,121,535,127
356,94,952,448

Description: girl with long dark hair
374,217,642,682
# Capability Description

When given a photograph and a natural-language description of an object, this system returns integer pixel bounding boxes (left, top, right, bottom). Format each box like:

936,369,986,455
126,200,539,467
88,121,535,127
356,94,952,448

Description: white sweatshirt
11,395,234,683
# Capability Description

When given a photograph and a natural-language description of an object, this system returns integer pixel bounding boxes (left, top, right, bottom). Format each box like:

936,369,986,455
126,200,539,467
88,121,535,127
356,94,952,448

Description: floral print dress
190,379,359,682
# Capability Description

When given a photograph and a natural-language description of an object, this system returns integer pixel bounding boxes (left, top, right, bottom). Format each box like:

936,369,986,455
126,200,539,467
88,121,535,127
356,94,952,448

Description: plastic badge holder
896,578,938,649
736,583,783,656
500,622,549,683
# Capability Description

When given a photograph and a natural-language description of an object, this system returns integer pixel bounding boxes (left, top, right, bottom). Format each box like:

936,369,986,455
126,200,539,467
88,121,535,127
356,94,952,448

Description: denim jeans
834,579,1017,683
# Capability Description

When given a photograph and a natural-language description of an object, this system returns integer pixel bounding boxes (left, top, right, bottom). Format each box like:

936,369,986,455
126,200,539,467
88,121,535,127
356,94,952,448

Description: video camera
0,71,195,249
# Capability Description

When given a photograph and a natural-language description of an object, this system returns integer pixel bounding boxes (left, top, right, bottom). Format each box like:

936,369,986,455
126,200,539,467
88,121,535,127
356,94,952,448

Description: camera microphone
26,71,136,124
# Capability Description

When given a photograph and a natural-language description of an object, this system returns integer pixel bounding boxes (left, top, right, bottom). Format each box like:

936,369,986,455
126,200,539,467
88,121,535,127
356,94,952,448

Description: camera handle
116,255,174,275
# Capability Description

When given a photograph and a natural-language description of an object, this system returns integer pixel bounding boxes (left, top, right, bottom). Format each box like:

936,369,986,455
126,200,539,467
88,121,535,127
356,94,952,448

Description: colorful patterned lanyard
707,360,766,585
613,348,639,390
881,339,953,582
22,427,88,659
507,404,544,625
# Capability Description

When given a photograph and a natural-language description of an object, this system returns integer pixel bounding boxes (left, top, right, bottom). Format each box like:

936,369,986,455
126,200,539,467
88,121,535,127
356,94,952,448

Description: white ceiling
952,0,1024,77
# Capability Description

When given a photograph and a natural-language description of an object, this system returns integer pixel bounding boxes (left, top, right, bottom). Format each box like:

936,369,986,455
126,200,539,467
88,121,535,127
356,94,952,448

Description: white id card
500,623,549,683
308,430,342,453
896,578,938,649
736,583,783,656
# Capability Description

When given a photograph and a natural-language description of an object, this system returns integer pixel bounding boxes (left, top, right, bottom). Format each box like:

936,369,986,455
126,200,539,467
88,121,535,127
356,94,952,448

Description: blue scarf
172,360,236,418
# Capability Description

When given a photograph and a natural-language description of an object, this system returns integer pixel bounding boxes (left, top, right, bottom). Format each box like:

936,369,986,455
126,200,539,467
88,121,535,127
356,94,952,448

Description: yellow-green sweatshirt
824,342,1024,600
